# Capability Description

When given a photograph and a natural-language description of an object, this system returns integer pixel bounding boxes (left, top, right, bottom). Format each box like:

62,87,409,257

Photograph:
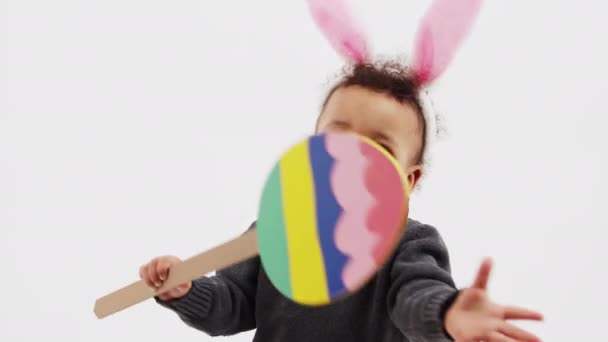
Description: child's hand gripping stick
93,132,410,318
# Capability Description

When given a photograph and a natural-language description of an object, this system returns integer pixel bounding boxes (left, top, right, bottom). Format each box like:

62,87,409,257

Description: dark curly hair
320,61,429,165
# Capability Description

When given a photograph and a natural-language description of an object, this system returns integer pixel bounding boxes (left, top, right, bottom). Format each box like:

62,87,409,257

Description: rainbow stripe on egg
257,133,408,305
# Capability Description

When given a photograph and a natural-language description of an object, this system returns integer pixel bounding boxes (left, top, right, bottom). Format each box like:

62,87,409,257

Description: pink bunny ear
411,0,483,85
306,0,369,63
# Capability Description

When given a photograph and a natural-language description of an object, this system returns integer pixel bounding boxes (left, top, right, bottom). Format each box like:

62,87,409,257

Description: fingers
139,263,155,288
147,258,162,287
138,255,190,301
139,257,167,289
472,257,493,290
503,306,543,321
156,258,172,281
499,322,541,342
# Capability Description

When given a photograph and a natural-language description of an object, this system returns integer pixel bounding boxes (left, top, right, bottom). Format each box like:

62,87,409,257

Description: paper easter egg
256,132,410,306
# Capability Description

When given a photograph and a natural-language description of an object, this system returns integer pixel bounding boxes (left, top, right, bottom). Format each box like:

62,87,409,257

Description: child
139,62,542,342
140,1,543,340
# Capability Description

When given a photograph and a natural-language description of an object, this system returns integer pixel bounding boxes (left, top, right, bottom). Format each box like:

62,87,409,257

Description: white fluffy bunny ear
305,0,369,63
411,0,483,86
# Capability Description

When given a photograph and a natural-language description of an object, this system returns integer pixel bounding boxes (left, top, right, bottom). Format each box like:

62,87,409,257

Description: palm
445,259,543,342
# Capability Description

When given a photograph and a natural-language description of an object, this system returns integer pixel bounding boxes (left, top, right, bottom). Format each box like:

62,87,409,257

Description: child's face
316,85,424,189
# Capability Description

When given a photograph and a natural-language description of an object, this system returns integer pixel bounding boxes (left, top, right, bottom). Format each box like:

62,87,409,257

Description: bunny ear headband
306,0,483,154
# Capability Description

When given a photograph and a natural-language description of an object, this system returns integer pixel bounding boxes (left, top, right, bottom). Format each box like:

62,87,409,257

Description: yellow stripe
279,141,329,304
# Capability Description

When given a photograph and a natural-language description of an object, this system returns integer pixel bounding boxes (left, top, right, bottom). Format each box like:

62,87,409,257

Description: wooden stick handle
93,229,259,319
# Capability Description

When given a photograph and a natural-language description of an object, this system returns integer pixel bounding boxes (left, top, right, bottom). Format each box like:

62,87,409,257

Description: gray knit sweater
157,219,459,341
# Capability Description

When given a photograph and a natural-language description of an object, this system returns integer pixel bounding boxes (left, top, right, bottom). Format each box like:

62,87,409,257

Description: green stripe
257,164,292,297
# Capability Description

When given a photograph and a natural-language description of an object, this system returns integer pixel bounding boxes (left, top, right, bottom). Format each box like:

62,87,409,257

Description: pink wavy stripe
306,0,369,63
359,142,406,264
411,0,483,85
326,134,378,291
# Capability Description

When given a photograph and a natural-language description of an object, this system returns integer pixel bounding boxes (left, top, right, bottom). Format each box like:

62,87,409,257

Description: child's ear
404,164,424,192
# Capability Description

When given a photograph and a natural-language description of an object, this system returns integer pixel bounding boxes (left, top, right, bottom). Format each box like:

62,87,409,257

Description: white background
1,0,605,341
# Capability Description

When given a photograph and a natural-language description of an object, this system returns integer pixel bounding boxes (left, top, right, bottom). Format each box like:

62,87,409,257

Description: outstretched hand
444,259,543,342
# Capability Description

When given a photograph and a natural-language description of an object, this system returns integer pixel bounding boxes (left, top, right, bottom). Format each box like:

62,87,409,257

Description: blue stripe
308,134,348,298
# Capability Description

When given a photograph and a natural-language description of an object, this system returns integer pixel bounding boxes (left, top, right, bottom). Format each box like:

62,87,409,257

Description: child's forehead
327,86,413,113
328,85,385,103
325,87,419,124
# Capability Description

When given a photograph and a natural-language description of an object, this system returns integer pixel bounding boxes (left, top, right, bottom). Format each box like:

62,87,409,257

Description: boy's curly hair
321,60,433,165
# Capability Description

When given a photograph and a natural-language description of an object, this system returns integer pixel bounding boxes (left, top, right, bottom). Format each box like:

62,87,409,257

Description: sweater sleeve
155,223,260,337
388,220,459,342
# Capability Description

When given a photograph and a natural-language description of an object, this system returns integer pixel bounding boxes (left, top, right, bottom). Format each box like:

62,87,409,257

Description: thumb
472,257,492,290
172,282,192,297
158,285,189,301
